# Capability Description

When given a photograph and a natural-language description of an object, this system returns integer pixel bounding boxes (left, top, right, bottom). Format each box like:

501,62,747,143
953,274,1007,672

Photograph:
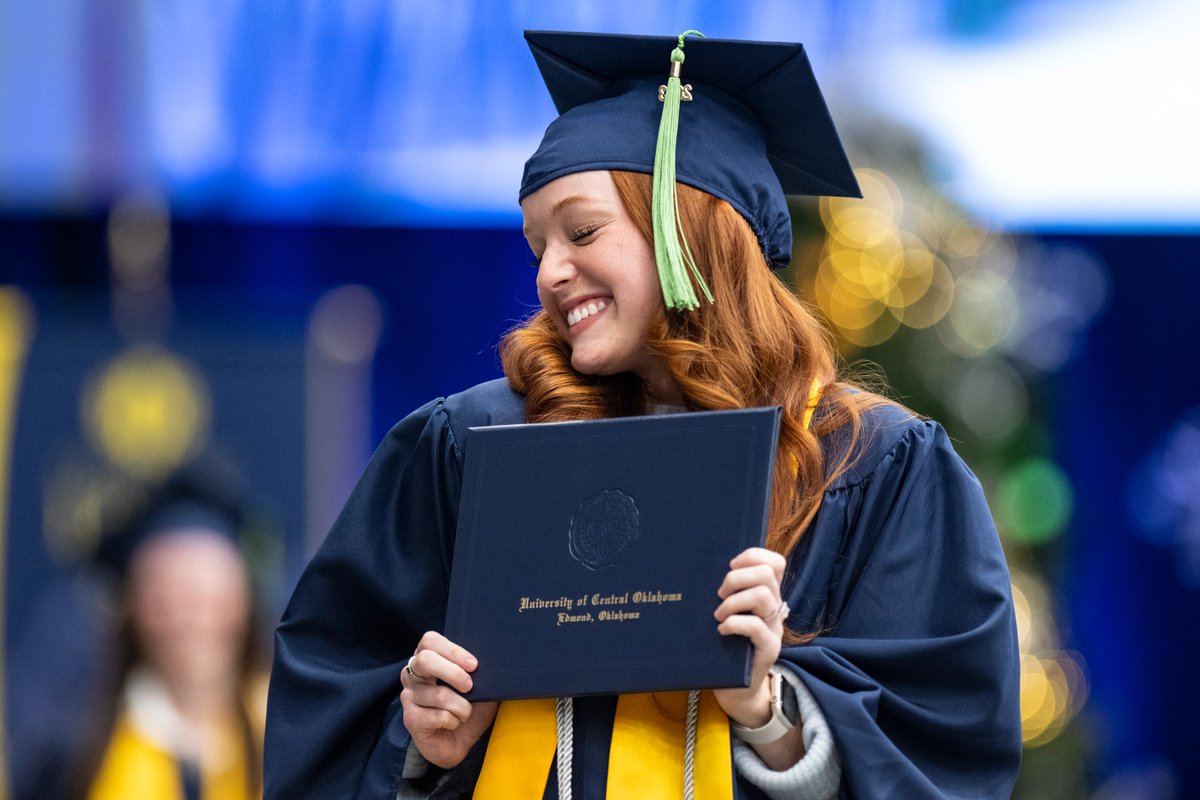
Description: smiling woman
265,30,1022,800
521,171,672,400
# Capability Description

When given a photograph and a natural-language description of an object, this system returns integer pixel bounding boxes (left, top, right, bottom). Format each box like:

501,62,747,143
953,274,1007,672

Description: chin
570,351,623,378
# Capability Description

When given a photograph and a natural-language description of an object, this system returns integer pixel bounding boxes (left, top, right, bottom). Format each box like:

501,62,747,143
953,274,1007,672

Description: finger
415,631,480,672
402,652,438,688
716,614,782,667
716,563,781,601
402,684,475,724
402,697,466,736
714,584,779,623
729,548,786,583
409,632,481,692
406,649,476,694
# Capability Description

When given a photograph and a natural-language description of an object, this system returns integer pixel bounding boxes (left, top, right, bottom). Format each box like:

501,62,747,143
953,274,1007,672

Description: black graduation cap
93,461,248,577
520,30,861,271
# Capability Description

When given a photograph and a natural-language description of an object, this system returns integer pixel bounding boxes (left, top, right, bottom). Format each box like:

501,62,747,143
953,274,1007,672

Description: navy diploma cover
444,406,781,701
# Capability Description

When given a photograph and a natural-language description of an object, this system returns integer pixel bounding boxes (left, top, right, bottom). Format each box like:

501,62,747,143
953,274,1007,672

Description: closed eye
570,224,599,243
528,221,601,267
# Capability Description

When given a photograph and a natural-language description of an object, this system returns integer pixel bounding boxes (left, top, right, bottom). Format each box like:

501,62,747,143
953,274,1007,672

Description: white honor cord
553,691,700,800
683,690,699,800
555,696,574,800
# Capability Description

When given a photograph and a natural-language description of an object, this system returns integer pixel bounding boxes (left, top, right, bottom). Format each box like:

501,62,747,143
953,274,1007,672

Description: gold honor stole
89,714,251,800
475,691,733,798
472,382,824,798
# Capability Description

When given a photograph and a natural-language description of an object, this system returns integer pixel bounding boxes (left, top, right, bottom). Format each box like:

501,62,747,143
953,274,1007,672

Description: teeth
567,299,608,327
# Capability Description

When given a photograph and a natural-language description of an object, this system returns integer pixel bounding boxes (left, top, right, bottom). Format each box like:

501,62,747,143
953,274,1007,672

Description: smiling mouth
567,299,609,327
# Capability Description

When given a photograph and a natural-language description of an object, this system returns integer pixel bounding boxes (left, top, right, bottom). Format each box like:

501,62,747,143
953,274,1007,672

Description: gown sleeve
778,412,1022,799
264,397,468,800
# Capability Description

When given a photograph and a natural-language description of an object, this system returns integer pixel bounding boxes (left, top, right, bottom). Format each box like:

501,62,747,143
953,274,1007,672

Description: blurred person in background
9,465,267,800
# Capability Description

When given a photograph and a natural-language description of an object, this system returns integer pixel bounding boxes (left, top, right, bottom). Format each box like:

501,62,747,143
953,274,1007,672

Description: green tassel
652,30,714,312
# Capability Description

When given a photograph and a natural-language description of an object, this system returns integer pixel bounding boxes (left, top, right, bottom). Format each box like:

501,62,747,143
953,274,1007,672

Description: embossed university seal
568,489,639,570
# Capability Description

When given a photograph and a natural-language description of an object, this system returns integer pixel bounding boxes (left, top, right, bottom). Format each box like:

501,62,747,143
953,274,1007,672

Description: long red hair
501,171,893,639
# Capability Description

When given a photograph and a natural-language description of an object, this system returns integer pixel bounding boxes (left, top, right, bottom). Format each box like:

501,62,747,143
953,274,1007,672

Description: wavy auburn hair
501,171,891,637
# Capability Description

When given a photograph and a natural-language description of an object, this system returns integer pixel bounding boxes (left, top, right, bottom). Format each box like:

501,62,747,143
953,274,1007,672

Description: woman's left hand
711,546,787,729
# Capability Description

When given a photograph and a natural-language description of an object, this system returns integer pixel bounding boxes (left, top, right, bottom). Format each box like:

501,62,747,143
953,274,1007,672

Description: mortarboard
92,462,248,577
520,30,861,308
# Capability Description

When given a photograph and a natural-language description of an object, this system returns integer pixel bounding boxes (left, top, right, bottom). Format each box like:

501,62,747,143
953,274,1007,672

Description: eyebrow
552,194,595,215
522,194,600,237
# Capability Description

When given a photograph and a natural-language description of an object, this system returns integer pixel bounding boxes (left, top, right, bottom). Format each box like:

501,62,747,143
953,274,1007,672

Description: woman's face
128,530,250,688
522,171,674,395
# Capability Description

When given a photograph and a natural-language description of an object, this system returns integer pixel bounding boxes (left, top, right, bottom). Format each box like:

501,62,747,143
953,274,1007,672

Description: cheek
623,269,664,325
130,581,174,633
537,287,572,336
617,238,662,310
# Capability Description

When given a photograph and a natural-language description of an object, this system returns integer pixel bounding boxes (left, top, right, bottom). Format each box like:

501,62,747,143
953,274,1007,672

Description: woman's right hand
399,631,498,769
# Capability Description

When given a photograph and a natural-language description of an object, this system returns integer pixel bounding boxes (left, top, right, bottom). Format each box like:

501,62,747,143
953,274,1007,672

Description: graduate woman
40,468,266,800
265,31,1022,799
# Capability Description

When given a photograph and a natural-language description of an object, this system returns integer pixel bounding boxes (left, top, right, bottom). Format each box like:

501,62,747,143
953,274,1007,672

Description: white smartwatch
729,667,799,745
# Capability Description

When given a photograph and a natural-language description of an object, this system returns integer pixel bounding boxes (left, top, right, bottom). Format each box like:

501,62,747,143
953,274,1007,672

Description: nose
535,244,576,291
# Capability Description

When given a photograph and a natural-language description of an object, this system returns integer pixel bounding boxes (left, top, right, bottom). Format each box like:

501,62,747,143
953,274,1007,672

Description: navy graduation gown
264,378,1021,799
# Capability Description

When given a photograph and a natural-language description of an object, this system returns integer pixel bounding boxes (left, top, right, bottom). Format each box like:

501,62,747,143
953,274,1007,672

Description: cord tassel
653,30,714,311
555,697,574,799
683,690,700,800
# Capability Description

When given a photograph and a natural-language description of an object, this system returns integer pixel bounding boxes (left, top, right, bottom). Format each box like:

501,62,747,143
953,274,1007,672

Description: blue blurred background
2,1,1198,797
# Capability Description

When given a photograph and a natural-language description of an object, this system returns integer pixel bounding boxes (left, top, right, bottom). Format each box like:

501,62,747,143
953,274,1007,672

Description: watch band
729,667,798,745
